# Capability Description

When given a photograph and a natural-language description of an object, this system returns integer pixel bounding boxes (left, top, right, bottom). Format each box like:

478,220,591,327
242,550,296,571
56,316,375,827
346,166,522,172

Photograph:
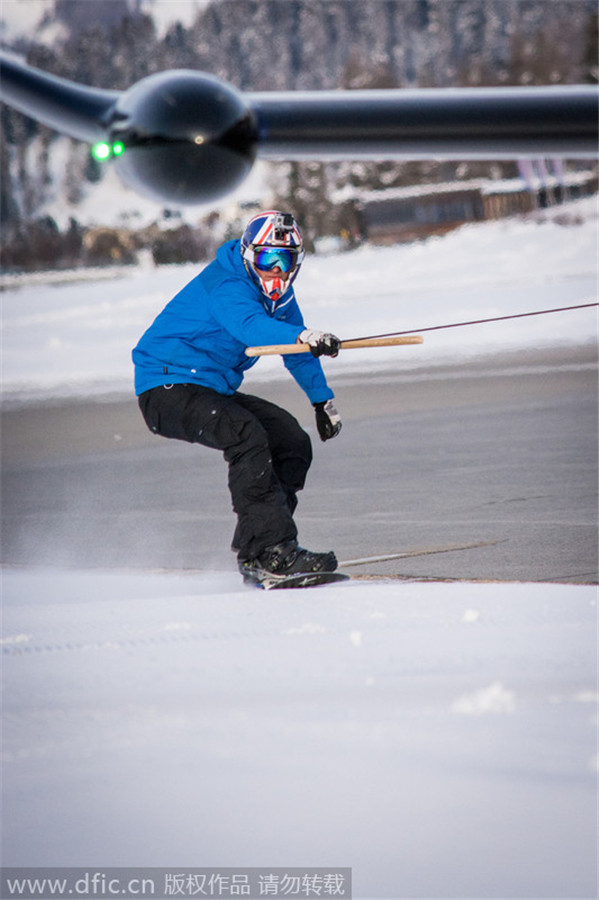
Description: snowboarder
133,210,342,587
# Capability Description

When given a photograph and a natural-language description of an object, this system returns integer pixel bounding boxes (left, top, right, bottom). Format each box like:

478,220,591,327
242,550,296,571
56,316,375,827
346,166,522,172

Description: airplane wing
1,51,597,204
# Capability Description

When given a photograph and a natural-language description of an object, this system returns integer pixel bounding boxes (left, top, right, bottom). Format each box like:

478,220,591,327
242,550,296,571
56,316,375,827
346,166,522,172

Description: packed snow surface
2,569,598,898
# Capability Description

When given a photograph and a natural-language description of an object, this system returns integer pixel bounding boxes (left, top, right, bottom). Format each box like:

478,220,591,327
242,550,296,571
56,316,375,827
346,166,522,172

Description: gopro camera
273,213,295,242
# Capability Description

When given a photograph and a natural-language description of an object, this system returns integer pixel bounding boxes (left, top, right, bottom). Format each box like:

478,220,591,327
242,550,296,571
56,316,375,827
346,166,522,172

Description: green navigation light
91,142,112,161
91,141,125,161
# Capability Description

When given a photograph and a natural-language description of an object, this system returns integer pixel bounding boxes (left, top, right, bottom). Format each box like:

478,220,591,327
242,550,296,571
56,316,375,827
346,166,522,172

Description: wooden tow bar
245,335,423,357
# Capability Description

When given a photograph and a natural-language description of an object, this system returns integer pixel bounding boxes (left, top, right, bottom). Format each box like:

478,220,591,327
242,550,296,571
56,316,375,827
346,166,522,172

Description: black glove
299,329,341,358
313,400,342,442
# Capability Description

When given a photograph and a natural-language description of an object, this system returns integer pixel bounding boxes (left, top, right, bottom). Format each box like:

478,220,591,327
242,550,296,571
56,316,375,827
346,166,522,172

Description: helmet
241,210,304,303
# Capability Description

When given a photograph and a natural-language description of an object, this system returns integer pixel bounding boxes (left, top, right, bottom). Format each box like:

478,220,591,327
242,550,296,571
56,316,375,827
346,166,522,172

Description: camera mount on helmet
273,213,295,242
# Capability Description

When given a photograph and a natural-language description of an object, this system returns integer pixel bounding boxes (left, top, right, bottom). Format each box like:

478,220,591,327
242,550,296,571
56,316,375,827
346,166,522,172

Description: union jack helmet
241,210,304,302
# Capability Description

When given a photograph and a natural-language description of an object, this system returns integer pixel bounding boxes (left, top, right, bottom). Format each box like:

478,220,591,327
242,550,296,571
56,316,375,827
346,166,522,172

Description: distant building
343,170,598,245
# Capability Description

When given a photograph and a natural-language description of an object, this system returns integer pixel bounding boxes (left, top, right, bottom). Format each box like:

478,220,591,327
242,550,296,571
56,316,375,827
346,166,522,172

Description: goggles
246,245,304,274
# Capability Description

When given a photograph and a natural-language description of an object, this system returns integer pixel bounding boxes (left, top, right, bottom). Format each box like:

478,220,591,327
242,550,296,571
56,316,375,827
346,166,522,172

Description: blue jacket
132,239,334,404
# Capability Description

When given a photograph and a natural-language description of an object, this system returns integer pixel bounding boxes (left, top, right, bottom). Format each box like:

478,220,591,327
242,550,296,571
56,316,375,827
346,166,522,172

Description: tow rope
345,301,598,343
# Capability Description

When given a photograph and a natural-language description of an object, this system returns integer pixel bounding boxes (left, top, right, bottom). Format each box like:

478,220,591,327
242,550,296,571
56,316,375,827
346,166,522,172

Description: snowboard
251,571,350,591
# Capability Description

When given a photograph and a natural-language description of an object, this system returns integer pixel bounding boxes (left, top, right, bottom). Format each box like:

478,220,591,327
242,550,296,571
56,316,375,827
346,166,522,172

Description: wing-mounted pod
107,70,258,203
0,53,258,204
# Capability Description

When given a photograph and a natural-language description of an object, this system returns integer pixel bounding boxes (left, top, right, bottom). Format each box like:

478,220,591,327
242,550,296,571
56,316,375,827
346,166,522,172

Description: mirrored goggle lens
253,247,299,273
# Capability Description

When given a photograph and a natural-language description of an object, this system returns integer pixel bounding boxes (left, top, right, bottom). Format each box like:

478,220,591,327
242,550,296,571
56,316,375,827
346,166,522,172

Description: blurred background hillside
1,0,597,272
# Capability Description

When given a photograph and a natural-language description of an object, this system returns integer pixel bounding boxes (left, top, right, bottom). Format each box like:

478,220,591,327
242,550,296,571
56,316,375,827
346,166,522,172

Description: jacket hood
216,239,245,275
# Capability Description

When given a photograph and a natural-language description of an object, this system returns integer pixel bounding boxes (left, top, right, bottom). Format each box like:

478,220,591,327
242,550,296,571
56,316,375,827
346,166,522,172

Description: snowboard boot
239,540,337,587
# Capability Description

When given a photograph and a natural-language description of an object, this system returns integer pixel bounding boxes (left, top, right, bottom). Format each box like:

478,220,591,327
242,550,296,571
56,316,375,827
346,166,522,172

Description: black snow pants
138,384,313,560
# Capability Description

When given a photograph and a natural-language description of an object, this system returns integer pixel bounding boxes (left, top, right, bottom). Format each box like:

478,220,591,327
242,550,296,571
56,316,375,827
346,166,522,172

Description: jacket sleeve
281,296,335,404
206,278,302,347
283,353,335,404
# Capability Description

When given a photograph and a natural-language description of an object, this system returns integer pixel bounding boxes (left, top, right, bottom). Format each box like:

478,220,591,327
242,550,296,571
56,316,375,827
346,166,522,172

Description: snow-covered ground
2,570,598,897
2,200,598,898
